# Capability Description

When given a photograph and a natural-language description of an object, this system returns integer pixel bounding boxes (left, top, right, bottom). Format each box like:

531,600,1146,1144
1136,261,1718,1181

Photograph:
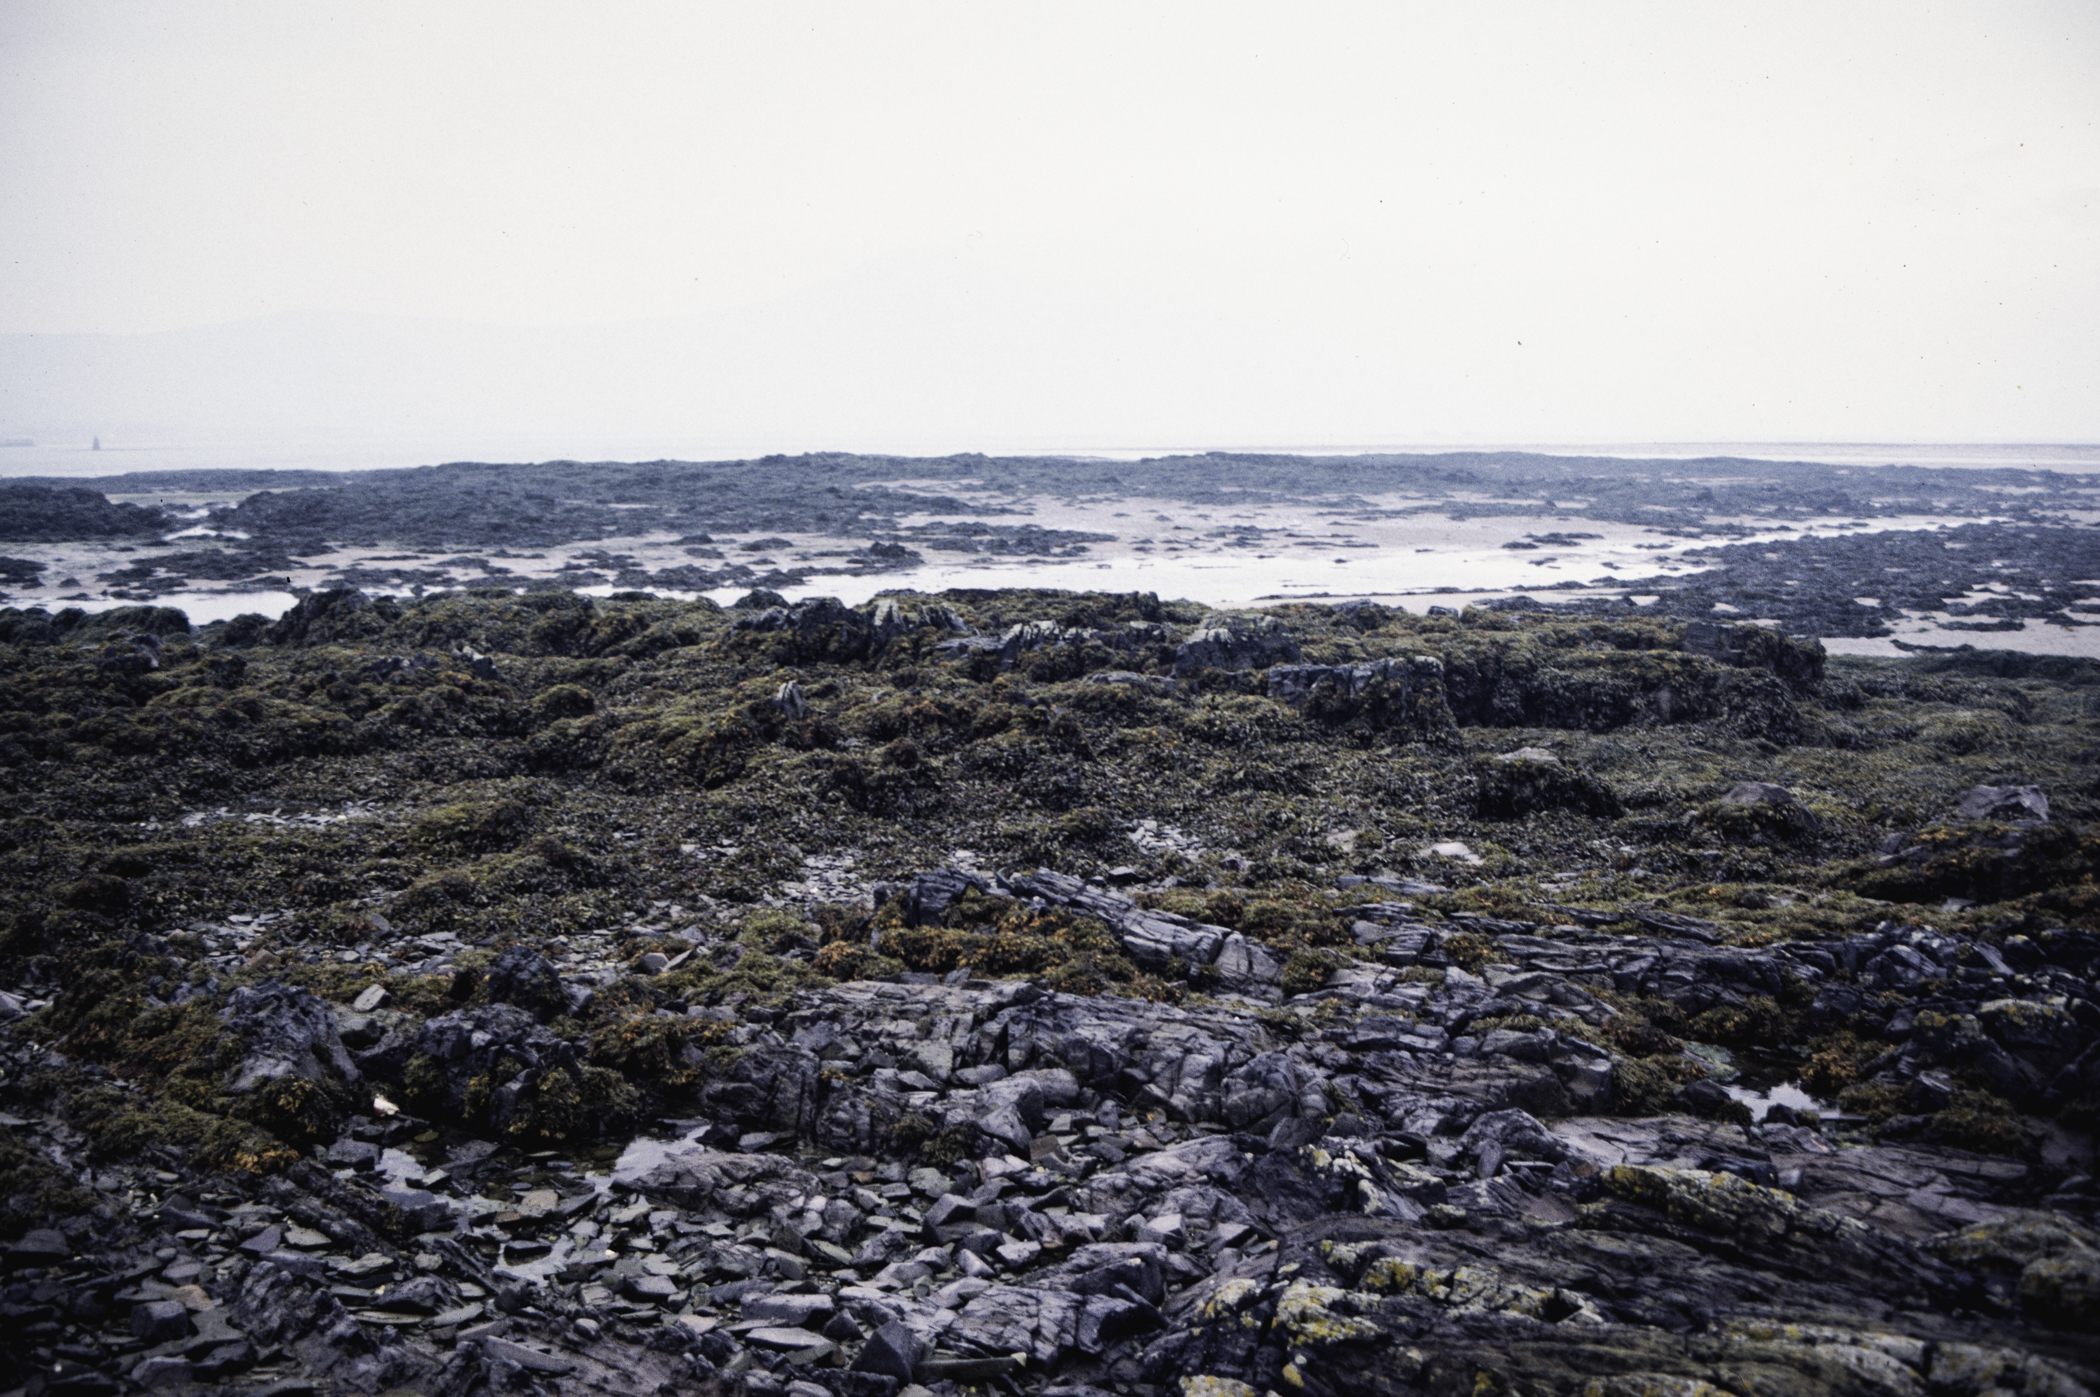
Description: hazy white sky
1,2,2096,447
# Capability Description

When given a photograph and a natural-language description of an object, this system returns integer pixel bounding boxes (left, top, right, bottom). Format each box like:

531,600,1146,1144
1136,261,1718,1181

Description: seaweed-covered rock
73,604,193,639
0,483,168,541
1007,868,1228,967
1700,780,1819,845
1682,618,1826,687
1926,1213,2100,1330
1472,747,1620,817
750,595,868,659
1846,818,2100,907
933,616,1170,680
480,944,568,1021
732,595,964,664
266,587,400,647
880,867,993,927
400,1005,633,1140
1428,628,1807,737
9,580,2100,1396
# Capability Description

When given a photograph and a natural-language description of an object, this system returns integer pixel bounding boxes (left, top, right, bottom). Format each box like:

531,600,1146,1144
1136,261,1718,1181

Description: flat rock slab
480,1337,577,1374
744,1292,837,1327
612,1136,819,1210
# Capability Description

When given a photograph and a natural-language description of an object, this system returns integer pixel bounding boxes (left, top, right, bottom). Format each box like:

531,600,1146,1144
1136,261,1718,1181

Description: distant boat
0,438,32,448
92,436,101,450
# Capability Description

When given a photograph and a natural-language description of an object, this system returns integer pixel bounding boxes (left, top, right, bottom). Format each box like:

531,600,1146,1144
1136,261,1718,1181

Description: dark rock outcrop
218,981,360,1093
1267,655,1455,738
1959,784,2052,822
480,944,568,1021
1172,615,1301,676
732,595,973,664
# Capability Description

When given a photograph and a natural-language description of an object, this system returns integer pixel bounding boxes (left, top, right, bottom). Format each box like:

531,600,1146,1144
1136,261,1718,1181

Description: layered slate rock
9,900,2098,1396
1007,869,1232,969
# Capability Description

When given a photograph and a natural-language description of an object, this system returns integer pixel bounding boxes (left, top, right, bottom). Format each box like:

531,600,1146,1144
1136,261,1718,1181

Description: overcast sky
1,2,2095,449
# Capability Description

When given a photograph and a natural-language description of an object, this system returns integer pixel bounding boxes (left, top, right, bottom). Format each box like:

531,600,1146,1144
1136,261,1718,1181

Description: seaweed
0,582,2094,1179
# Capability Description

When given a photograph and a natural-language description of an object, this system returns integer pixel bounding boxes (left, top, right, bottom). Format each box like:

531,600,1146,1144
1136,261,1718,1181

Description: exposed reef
0,586,2097,1396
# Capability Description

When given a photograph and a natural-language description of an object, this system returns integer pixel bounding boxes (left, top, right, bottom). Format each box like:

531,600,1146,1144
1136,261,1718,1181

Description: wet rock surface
1,585,2098,1394
6,922,2097,1395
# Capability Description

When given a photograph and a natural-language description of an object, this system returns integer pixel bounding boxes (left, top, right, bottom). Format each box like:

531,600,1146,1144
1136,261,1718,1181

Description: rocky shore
1,585,2096,1395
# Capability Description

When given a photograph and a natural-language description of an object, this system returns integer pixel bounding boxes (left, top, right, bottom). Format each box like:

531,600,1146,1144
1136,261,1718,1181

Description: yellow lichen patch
1358,1256,1422,1293
1180,1378,1260,1397
1929,1210,2098,1268
1797,1343,1925,1395
1926,1341,2093,1397
1198,1277,1265,1329
2018,1250,2100,1332
1718,1321,1927,1396
1601,1164,1860,1248
1318,1239,1366,1271
1357,1256,1554,1318
1977,996,2067,1029
1582,1377,1738,1397
1270,1280,1383,1345
1925,1210,2100,1331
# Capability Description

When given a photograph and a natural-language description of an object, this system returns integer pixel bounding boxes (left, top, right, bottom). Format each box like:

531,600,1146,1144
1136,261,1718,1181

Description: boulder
1722,781,1798,807
1708,781,1819,844
744,1291,837,1328
1474,749,1619,818
732,596,966,665
772,680,809,721
1957,785,2050,822
218,982,359,1093
1682,619,1826,687
850,1319,925,1382
3,1228,69,1269
130,1298,192,1343
264,588,398,648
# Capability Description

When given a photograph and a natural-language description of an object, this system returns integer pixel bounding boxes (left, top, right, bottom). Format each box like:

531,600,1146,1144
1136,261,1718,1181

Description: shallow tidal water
6,440,2099,655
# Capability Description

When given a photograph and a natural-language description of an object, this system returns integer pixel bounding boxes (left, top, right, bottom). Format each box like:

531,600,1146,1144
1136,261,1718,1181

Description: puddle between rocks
1725,1080,1830,1122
